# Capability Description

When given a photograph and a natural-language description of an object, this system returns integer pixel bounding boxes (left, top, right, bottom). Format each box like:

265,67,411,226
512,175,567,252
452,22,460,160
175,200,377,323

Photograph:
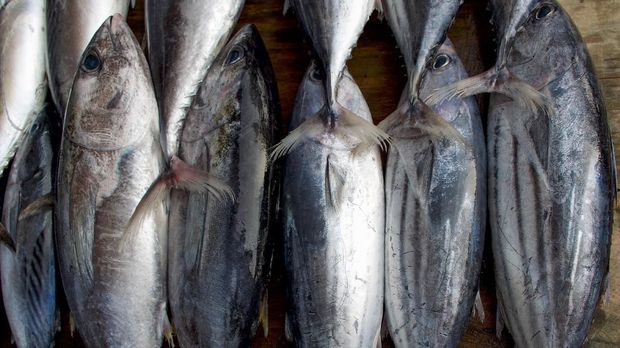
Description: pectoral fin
18,193,54,221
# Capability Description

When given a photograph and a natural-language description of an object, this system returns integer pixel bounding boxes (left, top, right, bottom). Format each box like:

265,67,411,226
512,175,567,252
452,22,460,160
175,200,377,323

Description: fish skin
46,0,131,116
145,0,245,157
283,61,384,348
381,0,462,99
1,108,56,348
485,1,615,346
286,0,375,104
383,39,486,348
167,24,280,347
55,14,167,347
0,0,47,177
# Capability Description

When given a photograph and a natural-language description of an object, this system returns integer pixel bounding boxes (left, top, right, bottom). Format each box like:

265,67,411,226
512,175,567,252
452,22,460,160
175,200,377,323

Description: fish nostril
535,4,555,20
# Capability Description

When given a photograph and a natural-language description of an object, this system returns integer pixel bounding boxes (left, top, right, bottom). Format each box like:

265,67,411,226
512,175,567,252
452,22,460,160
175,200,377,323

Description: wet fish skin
56,14,167,347
1,108,56,348
168,24,280,347
0,0,47,177
146,0,245,157
46,0,131,116
283,62,384,348
384,39,486,348
486,1,615,346
286,0,375,104
381,0,462,99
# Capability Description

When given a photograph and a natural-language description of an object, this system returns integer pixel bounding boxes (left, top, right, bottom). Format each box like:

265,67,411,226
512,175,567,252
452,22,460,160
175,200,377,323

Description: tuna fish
55,14,168,347
47,0,132,116
0,0,47,177
432,1,616,346
382,39,486,348
272,0,388,160
145,0,245,157
167,24,280,347
1,108,56,348
283,61,384,347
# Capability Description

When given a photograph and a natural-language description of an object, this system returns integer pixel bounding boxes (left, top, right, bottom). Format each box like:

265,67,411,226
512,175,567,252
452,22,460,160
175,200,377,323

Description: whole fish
55,14,167,347
382,39,486,348
490,2,615,346
46,0,131,116
0,0,47,177
283,62,384,347
167,24,280,347
145,0,245,157
272,0,388,160
436,1,616,346
1,108,56,348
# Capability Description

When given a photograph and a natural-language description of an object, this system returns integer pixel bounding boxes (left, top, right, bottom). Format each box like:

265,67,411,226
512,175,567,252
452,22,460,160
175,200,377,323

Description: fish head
181,24,273,144
507,1,579,87
64,14,157,152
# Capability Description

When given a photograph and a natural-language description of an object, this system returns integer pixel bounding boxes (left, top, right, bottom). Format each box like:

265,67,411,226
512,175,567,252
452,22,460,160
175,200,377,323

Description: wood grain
1,0,618,347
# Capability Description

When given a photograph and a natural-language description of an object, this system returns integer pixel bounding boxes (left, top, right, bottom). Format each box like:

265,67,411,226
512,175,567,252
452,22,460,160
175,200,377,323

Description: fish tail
0,222,15,252
426,67,552,116
269,103,390,162
380,99,469,148
18,193,55,221
123,156,234,247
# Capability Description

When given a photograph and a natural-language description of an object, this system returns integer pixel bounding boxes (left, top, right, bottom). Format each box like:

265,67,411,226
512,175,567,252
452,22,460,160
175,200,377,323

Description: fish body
167,24,280,347
283,62,384,347
383,39,486,348
46,0,131,115
55,14,167,347
381,0,462,98
145,0,245,157
1,109,56,348
0,0,47,177
484,1,615,346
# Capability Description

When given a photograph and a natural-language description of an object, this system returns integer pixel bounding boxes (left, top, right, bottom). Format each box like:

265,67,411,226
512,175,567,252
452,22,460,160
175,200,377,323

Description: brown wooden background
1,0,619,346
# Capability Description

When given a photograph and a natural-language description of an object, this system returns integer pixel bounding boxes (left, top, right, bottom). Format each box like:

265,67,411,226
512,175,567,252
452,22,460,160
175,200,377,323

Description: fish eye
226,46,244,65
31,121,41,132
310,66,322,81
432,54,451,70
535,4,555,20
81,51,101,72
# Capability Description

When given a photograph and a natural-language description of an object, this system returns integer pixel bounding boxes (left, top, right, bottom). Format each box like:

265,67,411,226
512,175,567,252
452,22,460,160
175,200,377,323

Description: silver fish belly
487,1,615,346
283,62,384,348
145,0,245,157
167,24,280,347
1,109,56,348
46,0,131,115
55,14,167,348
0,0,47,177
384,39,486,348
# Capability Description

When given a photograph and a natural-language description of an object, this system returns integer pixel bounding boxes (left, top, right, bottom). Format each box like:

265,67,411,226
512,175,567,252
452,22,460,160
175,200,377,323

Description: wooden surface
1,0,619,346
